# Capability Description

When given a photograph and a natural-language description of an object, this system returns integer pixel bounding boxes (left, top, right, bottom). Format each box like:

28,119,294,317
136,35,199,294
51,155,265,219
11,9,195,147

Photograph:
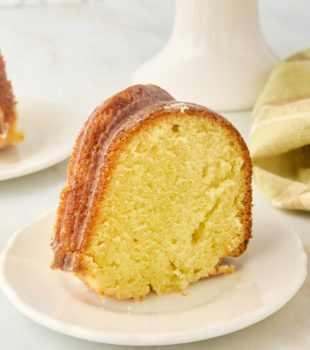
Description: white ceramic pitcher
132,0,277,111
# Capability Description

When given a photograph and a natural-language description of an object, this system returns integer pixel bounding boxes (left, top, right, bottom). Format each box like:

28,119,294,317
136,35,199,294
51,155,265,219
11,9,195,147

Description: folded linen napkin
250,50,310,211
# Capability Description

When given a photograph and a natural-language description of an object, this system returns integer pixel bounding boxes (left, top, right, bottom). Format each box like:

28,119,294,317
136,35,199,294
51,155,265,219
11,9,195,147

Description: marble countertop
0,1,309,349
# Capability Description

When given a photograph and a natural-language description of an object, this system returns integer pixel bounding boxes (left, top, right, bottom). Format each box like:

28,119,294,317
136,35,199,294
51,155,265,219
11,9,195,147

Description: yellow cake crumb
81,116,248,299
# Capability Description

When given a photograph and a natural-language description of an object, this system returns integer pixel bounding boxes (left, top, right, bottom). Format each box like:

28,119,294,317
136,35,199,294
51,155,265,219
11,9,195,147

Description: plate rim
0,208,307,346
0,149,71,181
0,96,79,181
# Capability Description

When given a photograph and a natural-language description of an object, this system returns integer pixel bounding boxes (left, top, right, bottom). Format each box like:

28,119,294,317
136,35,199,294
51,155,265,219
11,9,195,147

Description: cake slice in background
0,52,23,150
51,84,252,300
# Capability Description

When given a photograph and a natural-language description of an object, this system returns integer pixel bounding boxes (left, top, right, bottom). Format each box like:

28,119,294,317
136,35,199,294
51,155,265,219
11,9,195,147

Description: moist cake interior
81,114,247,299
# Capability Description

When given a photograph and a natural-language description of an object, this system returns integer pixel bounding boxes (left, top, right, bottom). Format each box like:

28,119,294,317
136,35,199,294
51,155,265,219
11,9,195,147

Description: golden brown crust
0,53,15,124
51,84,252,273
0,52,23,149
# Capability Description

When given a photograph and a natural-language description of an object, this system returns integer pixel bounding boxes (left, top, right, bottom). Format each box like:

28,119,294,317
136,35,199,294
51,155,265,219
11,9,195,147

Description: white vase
132,0,277,112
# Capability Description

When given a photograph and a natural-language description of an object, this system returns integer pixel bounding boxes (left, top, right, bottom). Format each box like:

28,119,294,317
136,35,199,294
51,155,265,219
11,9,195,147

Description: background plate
0,204,307,346
0,97,83,181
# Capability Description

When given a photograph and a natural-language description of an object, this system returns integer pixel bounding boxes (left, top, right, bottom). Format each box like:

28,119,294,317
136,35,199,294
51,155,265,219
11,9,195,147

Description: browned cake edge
0,53,15,123
0,52,23,149
51,84,174,269
51,85,252,281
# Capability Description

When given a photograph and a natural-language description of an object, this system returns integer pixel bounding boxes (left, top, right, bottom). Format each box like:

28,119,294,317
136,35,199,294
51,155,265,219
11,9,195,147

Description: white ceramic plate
0,205,307,346
0,97,83,181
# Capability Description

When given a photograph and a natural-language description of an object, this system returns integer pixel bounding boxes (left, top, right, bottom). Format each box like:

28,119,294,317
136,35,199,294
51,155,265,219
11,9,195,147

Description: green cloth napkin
250,50,310,211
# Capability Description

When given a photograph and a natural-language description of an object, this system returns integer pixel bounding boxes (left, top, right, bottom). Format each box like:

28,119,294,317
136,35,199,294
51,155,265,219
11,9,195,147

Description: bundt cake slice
0,53,23,150
51,84,252,300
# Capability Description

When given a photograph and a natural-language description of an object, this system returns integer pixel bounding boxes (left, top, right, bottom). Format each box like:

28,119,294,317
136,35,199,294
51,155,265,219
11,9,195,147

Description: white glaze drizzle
63,251,76,271
163,102,189,113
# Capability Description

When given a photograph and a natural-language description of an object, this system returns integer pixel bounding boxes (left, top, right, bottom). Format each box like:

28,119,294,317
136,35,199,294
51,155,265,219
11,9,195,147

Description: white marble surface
0,0,309,349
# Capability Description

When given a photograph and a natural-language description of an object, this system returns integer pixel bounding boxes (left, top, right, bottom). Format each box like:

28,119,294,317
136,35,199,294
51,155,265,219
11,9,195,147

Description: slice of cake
51,84,252,300
0,53,23,150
